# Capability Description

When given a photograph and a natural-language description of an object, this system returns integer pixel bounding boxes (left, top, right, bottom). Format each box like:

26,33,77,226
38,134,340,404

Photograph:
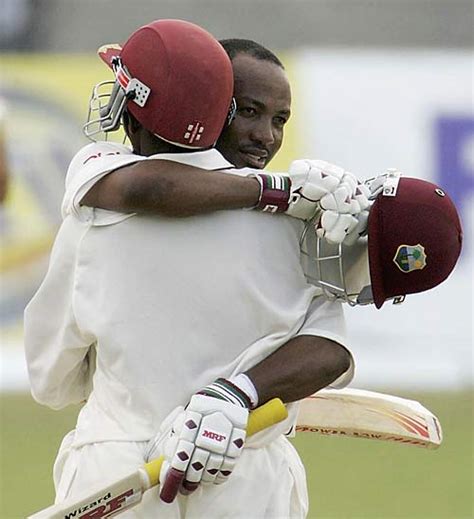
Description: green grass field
1,391,472,518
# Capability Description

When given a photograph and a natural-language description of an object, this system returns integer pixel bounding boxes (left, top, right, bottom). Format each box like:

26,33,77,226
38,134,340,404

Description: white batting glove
285,159,344,220
318,178,372,245
159,378,250,503
285,159,371,244
249,160,371,245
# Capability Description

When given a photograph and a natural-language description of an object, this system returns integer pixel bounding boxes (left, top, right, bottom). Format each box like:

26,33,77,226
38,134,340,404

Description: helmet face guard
83,56,150,141
300,221,377,306
83,79,125,140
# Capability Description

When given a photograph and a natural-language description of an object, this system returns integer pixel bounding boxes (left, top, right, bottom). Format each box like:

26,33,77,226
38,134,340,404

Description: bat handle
143,456,164,487
246,397,288,436
143,397,288,488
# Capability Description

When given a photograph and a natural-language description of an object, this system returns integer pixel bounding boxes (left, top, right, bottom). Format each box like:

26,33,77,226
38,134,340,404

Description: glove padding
285,159,343,220
286,160,371,244
318,176,372,245
159,390,249,503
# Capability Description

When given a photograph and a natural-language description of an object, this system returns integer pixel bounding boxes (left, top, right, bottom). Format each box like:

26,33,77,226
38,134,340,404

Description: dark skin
248,335,350,404
216,53,291,169
80,53,351,405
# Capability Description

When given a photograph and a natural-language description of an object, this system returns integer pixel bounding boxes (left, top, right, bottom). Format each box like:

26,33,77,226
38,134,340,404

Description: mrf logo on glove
196,412,245,456
202,430,227,442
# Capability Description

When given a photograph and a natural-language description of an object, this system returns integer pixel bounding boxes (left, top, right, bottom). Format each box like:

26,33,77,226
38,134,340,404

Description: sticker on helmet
184,122,205,144
393,244,427,273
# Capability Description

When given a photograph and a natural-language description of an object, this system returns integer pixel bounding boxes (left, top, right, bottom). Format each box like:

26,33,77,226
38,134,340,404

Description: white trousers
54,432,309,518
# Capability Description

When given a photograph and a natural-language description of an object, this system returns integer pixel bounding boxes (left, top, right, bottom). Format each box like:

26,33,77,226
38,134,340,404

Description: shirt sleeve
24,216,96,409
296,296,355,388
61,142,146,220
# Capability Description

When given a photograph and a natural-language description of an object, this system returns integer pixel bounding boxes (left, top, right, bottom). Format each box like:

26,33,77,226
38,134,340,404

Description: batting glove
286,159,371,244
317,176,372,245
159,378,251,503
284,159,344,220
248,160,371,244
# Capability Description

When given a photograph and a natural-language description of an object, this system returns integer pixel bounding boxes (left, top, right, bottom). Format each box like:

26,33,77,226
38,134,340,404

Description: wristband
229,373,259,409
197,378,252,409
251,173,292,213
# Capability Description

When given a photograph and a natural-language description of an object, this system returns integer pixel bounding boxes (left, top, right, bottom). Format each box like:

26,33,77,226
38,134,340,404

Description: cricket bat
28,398,288,519
296,387,443,449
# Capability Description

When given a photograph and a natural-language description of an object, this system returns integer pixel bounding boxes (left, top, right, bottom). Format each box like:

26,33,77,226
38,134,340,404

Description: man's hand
247,159,372,244
286,160,371,244
285,159,343,220
317,171,372,245
159,379,250,503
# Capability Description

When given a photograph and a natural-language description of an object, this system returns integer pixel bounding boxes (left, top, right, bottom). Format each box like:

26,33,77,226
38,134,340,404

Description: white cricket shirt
25,142,352,447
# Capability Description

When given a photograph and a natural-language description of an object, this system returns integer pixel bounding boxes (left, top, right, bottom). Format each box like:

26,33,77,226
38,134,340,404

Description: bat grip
143,397,287,488
246,397,288,436
143,456,164,487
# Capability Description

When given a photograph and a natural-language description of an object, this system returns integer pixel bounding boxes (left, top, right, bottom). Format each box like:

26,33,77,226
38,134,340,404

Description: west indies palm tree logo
393,244,427,273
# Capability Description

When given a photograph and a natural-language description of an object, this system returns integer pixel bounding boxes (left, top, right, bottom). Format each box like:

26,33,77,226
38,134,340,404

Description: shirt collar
145,148,233,171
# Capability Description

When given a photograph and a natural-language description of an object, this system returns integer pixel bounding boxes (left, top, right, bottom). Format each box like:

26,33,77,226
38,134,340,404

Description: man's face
216,53,291,169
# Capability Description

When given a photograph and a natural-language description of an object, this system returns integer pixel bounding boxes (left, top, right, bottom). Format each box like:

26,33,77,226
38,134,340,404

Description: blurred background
0,1,472,517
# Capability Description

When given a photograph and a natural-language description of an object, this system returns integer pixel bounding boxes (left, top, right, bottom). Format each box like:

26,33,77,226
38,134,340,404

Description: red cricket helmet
88,19,234,148
367,177,463,308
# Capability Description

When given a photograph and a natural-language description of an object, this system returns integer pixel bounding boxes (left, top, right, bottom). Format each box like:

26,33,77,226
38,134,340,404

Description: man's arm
24,217,95,409
69,143,369,243
79,157,371,246
245,334,351,405
81,160,261,216
245,295,352,405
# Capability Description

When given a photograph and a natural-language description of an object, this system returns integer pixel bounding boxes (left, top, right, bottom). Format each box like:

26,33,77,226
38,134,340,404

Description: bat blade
296,388,442,449
28,469,146,519
29,398,287,518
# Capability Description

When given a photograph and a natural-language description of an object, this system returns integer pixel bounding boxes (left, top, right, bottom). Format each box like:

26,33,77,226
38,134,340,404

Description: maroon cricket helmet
367,178,463,308
98,19,234,148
